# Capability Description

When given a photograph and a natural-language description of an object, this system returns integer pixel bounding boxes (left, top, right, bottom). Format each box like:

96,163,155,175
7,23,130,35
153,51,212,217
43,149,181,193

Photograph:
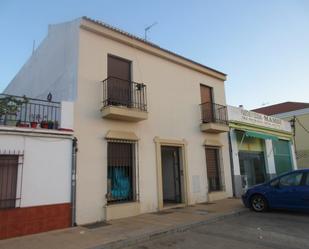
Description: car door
268,171,305,209
299,172,309,209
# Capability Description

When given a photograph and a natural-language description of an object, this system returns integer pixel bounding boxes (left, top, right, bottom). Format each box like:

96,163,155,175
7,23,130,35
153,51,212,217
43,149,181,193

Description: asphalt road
125,211,309,249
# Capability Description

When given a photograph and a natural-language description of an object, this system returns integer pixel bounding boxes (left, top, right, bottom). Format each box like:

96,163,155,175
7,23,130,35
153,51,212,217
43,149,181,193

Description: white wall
0,133,72,207
4,19,80,102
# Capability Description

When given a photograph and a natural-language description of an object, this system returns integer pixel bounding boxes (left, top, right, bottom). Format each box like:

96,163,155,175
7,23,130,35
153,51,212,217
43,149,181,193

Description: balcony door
200,84,214,122
108,55,132,107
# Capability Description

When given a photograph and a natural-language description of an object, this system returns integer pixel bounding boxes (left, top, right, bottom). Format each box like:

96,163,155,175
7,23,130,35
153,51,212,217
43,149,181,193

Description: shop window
0,154,23,209
273,140,293,175
205,147,223,192
107,140,137,203
239,151,267,188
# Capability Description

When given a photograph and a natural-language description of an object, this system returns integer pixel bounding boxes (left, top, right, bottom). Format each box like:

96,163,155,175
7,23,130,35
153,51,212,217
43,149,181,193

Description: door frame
154,137,189,210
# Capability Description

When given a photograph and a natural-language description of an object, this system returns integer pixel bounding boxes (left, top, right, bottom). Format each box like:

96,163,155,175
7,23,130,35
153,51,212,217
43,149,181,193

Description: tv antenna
144,22,158,41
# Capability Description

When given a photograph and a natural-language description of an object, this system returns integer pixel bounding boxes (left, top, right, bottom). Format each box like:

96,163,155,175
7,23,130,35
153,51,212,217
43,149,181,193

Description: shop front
227,106,297,197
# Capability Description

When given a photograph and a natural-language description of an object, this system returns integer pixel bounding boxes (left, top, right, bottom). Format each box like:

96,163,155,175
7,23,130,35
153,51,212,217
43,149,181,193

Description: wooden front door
107,55,131,106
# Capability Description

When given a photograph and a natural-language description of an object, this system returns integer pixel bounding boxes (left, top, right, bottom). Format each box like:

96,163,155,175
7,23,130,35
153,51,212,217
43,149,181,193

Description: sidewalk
0,198,246,249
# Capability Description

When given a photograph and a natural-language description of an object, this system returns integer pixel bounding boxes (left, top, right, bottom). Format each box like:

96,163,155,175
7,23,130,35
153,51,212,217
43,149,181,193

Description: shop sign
227,106,292,132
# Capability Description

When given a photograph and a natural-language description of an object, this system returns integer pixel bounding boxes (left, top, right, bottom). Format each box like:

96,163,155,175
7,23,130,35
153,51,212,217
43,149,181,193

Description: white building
0,97,74,239
4,17,233,226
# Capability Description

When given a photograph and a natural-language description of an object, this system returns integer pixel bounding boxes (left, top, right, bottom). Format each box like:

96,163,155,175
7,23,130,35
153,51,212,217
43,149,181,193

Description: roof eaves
81,16,227,79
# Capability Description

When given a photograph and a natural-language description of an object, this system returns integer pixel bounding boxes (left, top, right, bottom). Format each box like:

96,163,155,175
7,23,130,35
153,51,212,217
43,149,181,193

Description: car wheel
250,194,268,212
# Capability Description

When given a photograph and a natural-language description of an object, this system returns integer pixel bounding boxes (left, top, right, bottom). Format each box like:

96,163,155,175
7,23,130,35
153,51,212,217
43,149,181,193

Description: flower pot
5,120,18,126
48,123,54,129
30,122,38,128
17,123,29,128
41,122,48,129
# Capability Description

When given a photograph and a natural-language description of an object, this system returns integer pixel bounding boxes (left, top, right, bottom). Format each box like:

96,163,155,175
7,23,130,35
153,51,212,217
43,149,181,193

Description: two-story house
4,17,233,225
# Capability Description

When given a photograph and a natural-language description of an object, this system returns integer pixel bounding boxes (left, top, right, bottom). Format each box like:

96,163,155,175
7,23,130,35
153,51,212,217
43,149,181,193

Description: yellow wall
236,131,264,152
281,113,309,168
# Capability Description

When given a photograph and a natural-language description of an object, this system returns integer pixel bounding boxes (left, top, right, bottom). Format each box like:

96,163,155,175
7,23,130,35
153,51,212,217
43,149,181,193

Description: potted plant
16,120,29,128
30,121,38,128
54,120,59,130
0,95,28,126
30,114,40,128
47,120,54,129
40,120,48,129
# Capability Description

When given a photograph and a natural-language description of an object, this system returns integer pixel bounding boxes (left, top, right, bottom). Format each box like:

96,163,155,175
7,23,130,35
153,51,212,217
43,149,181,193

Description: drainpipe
71,137,78,226
228,131,236,197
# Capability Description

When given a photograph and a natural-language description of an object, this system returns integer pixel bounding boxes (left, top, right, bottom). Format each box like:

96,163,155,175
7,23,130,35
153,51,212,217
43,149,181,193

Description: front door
107,55,131,107
161,146,182,205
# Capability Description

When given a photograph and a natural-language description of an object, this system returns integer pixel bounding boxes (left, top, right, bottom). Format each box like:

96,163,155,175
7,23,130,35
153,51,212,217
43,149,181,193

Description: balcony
101,77,148,122
0,94,73,132
200,102,229,133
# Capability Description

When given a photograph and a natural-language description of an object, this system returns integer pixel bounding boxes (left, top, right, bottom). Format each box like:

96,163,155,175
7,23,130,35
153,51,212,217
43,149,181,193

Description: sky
0,0,308,109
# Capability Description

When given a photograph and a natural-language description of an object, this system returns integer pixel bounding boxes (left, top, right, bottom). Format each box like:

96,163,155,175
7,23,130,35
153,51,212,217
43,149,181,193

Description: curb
89,208,248,249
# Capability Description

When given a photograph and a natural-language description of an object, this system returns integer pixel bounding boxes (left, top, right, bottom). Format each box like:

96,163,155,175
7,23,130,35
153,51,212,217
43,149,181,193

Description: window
205,147,222,192
305,173,309,186
0,155,19,209
107,55,132,107
273,140,293,175
279,172,303,187
107,141,136,203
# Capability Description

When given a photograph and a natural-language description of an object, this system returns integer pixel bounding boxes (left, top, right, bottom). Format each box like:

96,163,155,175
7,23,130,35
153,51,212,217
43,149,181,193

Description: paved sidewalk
0,198,246,249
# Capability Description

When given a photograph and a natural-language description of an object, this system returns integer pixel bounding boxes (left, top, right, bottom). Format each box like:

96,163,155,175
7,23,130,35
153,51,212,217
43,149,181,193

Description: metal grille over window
205,147,222,192
107,140,138,204
0,151,24,209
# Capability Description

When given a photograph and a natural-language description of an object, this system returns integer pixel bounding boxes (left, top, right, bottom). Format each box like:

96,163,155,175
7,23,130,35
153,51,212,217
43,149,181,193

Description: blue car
242,169,309,212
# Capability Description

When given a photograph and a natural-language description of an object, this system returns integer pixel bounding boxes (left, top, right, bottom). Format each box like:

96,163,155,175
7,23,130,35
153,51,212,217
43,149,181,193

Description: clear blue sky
1,0,308,109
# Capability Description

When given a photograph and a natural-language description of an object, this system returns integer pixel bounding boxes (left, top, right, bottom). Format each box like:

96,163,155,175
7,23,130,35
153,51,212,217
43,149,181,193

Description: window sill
105,201,140,221
208,191,228,202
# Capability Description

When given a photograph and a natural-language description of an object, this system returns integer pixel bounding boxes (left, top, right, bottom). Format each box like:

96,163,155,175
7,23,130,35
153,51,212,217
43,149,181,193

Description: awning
105,130,139,141
203,139,223,147
244,131,279,141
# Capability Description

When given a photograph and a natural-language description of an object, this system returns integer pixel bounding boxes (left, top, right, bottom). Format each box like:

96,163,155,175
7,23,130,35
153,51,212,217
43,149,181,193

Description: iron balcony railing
102,77,147,112
0,94,60,129
200,102,228,125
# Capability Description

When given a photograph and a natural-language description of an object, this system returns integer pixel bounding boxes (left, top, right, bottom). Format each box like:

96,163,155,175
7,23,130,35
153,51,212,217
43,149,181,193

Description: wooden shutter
206,148,219,178
0,155,18,209
107,55,131,106
200,85,213,104
200,85,214,122
205,148,221,191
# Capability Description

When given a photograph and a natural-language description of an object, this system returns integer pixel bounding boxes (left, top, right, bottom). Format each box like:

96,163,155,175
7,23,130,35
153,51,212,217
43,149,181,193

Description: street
125,211,309,249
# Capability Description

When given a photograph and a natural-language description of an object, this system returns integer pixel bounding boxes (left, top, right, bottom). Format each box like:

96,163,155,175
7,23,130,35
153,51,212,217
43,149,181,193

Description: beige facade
275,110,309,169
4,17,233,225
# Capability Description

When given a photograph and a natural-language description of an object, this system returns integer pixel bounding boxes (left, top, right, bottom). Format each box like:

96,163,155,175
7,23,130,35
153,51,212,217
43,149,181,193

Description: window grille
0,150,24,209
106,140,138,204
205,147,223,192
